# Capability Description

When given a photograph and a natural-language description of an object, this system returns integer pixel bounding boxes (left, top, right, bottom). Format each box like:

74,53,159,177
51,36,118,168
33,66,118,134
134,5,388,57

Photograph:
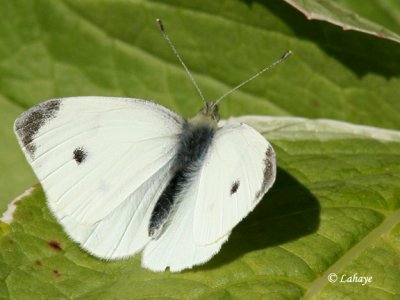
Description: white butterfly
14,20,290,272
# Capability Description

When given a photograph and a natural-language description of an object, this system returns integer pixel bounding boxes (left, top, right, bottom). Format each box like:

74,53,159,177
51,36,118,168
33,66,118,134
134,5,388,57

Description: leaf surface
1,0,400,209
284,0,400,43
1,116,399,299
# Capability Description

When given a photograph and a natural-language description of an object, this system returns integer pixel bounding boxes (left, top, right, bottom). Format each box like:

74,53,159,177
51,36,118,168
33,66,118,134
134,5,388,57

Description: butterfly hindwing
142,176,229,272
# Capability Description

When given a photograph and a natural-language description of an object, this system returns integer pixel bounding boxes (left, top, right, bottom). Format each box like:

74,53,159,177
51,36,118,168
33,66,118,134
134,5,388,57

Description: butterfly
14,19,291,272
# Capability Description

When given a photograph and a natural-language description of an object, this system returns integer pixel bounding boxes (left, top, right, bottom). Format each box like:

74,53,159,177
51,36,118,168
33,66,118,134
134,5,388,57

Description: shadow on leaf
197,167,320,270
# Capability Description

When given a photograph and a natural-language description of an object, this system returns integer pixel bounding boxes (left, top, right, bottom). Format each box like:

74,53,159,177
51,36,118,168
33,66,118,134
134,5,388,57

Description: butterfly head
189,101,219,128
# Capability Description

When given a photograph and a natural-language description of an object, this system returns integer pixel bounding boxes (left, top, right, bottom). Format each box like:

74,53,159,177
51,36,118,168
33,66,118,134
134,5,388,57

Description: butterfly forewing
14,96,184,258
142,120,275,271
193,120,276,245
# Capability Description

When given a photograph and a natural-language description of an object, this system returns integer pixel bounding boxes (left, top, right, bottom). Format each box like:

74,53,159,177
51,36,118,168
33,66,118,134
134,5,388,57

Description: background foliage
0,0,399,298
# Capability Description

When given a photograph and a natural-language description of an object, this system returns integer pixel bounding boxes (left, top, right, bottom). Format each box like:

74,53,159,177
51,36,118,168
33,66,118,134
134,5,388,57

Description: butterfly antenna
156,19,206,104
214,50,292,105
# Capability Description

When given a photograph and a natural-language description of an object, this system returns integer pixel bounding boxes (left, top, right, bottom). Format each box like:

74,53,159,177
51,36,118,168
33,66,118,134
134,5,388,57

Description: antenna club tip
282,50,293,60
156,18,165,31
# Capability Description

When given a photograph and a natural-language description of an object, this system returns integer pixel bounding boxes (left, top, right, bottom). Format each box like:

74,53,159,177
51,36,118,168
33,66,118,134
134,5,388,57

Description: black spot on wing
73,147,87,164
230,181,240,195
14,99,61,158
255,146,276,200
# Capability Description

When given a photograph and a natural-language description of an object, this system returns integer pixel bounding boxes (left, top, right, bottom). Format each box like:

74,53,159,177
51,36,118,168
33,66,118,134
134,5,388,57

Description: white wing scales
143,120,275,271
15,97,275,271
142,179,229,272
62,157,174,258
193,121,276,246
15,96,183,258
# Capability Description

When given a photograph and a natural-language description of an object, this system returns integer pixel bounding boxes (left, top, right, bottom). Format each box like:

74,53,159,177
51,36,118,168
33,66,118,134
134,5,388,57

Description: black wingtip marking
255,146,275,199
14,99,61,158
73,147,87,164
230,181,240,195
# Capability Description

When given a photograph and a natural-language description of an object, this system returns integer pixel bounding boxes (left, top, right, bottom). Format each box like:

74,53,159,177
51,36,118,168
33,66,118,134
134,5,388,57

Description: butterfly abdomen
148,122,215,237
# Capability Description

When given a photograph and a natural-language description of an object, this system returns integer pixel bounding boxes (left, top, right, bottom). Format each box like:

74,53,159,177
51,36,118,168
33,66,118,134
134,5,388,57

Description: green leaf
283,0,400,44
334,0,400,36
2,0,400,209
1,116,400,299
